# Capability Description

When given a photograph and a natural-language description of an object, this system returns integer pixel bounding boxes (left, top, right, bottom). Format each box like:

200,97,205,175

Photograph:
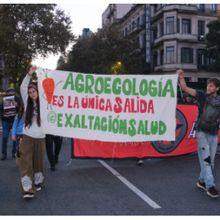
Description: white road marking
98,160,161,209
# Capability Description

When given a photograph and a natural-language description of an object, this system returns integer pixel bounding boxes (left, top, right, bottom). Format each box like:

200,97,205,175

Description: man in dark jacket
1,88,21,160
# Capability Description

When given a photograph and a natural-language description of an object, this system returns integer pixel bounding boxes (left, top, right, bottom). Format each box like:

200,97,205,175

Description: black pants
45,134,62,166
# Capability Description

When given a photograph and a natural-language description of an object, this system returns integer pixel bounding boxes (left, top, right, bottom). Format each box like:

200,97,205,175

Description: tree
58,23,143,75
205,18,220,71
0,4,75,92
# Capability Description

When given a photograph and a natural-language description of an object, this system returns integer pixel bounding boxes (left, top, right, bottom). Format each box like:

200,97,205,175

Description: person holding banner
19,66,46,199
177,69,220,198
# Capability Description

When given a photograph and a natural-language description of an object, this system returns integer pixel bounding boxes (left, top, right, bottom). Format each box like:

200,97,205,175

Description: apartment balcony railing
153,33,198,46
198,8,217,14
152,4,197,22
127,24,145,34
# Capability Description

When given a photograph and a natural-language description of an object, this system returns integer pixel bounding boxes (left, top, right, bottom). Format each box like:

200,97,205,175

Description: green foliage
205,19,220,71
58,23,143,75
0,4,75,93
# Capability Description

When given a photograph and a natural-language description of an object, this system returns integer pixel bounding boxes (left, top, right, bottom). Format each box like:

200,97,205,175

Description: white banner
37,68,178,142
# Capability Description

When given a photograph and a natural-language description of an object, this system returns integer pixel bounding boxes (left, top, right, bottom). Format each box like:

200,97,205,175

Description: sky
32,2,109,69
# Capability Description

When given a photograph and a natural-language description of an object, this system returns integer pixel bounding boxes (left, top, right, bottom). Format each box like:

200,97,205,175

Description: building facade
79,28,93,38
102,4,133,25
102,4,220,82
117,4,148,74
151,4,220,82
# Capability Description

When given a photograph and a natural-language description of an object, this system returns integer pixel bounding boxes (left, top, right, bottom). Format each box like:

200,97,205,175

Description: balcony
127,24,145,35
197,8,217,15
153,33,198,47
152,4,197,22
154,63,197,72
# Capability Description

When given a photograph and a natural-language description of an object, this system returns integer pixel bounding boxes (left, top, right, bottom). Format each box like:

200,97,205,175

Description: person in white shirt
19,66,46,199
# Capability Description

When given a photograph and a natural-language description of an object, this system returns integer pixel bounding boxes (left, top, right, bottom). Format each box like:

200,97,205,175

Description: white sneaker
23,193,34,199
137,159,143,165
35,185,41,191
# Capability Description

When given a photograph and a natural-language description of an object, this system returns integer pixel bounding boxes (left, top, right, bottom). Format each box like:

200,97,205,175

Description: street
0,129,220,215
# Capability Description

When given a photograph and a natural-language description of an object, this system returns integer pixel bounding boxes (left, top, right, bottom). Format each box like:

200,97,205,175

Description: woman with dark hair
19,66,46,199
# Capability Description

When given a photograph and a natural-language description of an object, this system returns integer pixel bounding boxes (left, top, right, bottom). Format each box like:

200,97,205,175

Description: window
125,28,128,36
152,28,157,41
182,19,191,34
136,17,140,26
129,24,132,31
209,57,215,64
132,21,135,28
141,14,145,26
160,22,164,36
177,18,180,33
160,50,164,65
153,53,157,67
198,4,205,13
166,46,174,63
210,4,216,13
136,36,140,45
166,17,174,34
154,5,158,12
198,78,208,83
141,34,146,49
181,48,193,63
197,49,207,69
198,20,205,36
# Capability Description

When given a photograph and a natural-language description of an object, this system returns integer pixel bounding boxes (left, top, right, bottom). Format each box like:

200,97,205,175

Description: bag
198,96,220,130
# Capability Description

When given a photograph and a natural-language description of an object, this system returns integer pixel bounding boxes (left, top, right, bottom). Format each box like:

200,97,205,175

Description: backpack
198,95,220,130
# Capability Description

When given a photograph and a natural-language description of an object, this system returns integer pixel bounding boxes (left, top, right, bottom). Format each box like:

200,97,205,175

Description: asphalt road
0,128,220,215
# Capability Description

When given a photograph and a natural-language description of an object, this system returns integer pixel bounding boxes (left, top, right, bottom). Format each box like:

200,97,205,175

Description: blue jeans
1,121,16,156
197,131,218,189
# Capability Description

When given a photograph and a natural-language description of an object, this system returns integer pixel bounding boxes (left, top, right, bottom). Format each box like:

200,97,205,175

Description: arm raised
176,69,196,97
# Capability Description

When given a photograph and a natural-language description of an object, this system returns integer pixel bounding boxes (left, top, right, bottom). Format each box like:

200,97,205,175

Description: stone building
102,4,133,25
102,4,220,82
79,28,93,38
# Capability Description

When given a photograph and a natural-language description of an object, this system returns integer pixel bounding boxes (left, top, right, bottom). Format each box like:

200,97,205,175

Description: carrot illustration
40,69,55,104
